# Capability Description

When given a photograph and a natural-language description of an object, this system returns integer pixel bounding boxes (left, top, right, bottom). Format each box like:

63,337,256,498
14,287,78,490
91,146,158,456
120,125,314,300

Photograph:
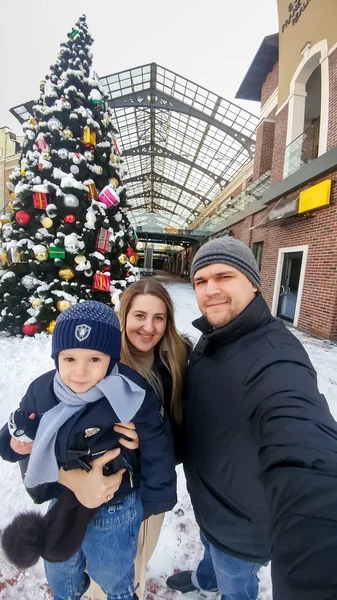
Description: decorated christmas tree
0,15,139,336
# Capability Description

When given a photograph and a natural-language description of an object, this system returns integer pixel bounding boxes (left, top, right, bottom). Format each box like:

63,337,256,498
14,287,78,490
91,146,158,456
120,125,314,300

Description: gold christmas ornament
56,300,72,312
8,202,15,214
110,177,119,188
46,320,57,334
130,255,136,265
31,298,42,309
62,128,73,139
42,217,53,229
74,255,86,264
0,251,7,266
58,267,75,281
118,254,127,265
9,192,16,201
34,247,48,262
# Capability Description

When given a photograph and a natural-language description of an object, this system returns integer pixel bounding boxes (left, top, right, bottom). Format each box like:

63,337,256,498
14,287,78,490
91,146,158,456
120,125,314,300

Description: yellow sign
298,180,331,214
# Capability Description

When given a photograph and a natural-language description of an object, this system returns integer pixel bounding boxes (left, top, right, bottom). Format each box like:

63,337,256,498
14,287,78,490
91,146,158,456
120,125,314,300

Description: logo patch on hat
75,324,91,342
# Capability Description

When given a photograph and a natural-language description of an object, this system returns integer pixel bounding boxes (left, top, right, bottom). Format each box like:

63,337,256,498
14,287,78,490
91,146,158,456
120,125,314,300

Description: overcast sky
0,0,278,135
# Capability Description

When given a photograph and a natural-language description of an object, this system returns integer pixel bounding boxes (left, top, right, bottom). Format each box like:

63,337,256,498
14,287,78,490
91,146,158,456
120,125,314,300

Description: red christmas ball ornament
64,214,76,224
22,323,38,336
16,210,31,227
126,246,134,258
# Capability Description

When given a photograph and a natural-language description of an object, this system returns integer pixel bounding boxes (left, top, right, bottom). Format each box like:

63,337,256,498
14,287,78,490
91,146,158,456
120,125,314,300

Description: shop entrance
272,245,308,327
277,252,302,322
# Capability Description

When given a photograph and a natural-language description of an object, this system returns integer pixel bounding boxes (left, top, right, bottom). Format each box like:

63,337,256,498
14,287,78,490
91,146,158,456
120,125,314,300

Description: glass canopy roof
100,63,259,230
10,63,259,232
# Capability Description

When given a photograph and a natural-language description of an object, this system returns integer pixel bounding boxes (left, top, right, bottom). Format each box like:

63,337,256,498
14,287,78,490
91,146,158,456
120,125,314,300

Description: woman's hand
59,448,126,509
10,412,36,455
10,437,33,455
114,422,139,450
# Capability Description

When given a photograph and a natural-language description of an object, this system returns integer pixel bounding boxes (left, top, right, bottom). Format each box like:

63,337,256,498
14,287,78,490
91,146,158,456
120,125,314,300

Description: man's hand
59,448,126,509
114,421,139,450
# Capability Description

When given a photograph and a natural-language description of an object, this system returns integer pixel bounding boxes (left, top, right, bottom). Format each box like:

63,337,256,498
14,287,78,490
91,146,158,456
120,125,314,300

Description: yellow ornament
74,255,86,264
34,248,48,262
42,217,53,229
0,214,11,228
58,267,75,281
29,117,37,126
31,298,41,309
46,320,57,334
83,127,96,146
130,255,136,265
62,128,73,139
8,202,15,214
110,177,119,188
9,192,16,201
56,300,72,312
118,254,127,265
0,251,7,266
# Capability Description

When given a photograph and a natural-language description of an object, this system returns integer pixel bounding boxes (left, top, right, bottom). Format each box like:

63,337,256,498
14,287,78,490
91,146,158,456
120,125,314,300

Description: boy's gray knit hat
191,237,261,289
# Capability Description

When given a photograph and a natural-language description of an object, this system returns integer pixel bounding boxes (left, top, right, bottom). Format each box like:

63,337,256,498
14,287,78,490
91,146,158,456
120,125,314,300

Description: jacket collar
192,293,274,347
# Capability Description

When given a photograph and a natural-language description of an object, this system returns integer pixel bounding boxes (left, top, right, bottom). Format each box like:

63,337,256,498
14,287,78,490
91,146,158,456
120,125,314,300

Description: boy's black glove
8,409,38,443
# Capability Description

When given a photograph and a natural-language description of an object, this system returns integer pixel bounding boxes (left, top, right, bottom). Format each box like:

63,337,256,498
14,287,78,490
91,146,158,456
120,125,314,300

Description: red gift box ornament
33,191,49,210
98,185,120,210
96,228,112,253
92,271,111,292
113,138,121,155
36,133,49,152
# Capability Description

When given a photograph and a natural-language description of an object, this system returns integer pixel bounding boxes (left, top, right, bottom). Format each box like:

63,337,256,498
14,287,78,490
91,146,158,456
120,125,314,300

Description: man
166,237,337,600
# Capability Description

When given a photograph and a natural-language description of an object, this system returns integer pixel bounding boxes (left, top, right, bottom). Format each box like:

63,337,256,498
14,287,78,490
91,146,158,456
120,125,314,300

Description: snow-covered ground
0,278,336,600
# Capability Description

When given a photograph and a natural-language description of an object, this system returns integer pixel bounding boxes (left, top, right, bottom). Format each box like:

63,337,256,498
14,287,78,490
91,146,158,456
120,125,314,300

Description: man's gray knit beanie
191,237,261,289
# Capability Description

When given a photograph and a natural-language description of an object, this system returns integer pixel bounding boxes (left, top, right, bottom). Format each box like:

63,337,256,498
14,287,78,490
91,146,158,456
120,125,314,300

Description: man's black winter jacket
183,293,337,600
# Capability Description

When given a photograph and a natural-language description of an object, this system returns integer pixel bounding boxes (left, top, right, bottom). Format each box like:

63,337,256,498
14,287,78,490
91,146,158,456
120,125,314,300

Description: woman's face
126,293,168,353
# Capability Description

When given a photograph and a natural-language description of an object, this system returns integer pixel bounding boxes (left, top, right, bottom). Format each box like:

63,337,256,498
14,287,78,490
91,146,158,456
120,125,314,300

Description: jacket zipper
122,455,134,488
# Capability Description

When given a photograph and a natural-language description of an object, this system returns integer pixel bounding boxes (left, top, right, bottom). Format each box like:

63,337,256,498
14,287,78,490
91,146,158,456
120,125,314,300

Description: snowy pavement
0,279,337,599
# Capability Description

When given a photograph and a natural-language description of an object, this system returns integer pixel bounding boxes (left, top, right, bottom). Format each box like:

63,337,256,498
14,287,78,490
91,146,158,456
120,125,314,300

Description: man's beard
206,306,237,328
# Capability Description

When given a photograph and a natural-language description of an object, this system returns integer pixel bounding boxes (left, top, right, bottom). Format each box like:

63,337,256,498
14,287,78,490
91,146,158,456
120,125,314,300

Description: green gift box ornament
49,245,66,259
68,28,80,39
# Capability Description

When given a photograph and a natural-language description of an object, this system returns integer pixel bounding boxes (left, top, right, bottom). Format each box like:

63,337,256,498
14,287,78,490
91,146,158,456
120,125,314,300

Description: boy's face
58,348,111,393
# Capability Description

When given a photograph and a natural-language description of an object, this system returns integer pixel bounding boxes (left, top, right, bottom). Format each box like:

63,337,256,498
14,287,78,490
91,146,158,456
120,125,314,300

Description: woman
60,278,191,599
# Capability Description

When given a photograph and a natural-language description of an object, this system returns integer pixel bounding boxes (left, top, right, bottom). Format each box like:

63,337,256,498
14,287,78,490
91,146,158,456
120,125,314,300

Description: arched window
284,40,329,177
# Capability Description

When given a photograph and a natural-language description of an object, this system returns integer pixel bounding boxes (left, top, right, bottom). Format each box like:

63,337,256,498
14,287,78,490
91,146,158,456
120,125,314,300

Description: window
252,241,264,271
284,40,329,178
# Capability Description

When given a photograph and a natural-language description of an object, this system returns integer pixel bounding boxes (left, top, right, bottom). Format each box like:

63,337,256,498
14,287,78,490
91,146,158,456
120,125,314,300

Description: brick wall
270,104,288,184
261,63,279,108
226,171,337,340
327,49,337,151
253,121,275,180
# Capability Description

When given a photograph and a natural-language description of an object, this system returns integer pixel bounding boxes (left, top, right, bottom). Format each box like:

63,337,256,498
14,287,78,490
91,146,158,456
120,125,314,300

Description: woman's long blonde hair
118,278,190,423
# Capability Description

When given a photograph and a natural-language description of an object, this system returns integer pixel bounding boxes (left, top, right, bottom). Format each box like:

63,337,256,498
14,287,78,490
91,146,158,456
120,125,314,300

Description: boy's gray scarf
24,365,146,489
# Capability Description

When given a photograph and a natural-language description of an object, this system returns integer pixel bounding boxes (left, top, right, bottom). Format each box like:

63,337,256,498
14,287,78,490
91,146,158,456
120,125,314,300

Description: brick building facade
188,0,337,341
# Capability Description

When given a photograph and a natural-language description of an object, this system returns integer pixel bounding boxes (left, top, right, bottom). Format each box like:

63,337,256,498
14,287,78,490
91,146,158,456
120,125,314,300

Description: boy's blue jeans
191,532,263,600
45,491,143,600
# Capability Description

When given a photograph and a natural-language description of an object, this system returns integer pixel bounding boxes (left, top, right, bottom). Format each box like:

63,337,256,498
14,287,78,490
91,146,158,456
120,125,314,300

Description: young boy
0,301,177,600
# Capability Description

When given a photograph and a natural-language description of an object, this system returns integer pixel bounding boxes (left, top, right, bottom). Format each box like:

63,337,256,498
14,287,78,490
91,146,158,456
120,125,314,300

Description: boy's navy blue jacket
0,362,177,517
